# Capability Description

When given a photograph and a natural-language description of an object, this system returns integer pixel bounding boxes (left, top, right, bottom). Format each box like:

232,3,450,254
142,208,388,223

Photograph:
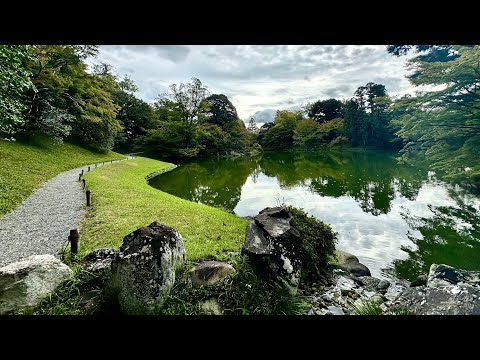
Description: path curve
0,157,131,267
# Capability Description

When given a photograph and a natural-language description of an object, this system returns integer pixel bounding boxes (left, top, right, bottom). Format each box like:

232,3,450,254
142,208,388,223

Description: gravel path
0,157,131,267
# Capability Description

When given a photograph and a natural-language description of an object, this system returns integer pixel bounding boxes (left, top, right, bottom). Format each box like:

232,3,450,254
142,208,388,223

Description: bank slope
81,157,249,260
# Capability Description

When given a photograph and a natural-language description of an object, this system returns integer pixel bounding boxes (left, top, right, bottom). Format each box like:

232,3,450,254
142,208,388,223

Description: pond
148,149,480,281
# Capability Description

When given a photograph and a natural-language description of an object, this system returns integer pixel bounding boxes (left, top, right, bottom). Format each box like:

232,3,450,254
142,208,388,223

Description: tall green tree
391,45,480,185
157,77,209,149
112,76,156,151
258,110,302,149
203,94,238,126
344,82,395,147
0,45,34,137
21,45,121,148
306,98,344,123
247,117,258,133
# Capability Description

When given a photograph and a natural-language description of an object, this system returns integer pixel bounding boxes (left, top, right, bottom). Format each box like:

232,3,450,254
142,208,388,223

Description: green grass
81,156,250,260
350,299,415,315
161,254,310,315
0,137,124,217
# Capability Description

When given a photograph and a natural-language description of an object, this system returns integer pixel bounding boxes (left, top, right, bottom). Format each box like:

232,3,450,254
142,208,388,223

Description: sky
91,45,417,123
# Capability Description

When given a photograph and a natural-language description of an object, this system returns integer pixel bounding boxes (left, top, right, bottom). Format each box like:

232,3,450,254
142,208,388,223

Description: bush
287,206,338,280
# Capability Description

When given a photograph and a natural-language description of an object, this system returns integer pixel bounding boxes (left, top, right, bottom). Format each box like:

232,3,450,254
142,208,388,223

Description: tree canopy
306,98,344,123
390,45,480,186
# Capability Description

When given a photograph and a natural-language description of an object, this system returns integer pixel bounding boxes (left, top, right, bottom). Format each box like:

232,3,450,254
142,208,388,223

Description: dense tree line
0,46,252,159
1,44,479,187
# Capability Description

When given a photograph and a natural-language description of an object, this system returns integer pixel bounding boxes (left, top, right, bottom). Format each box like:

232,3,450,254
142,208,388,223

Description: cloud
91,45,416,119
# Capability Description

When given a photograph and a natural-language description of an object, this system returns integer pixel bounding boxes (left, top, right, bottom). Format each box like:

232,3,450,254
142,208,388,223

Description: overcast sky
91,45,416,122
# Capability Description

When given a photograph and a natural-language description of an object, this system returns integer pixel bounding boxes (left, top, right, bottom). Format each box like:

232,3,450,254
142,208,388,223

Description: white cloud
91,45,417,120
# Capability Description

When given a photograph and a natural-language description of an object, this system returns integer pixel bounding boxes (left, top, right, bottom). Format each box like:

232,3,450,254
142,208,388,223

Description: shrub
287,206,338,280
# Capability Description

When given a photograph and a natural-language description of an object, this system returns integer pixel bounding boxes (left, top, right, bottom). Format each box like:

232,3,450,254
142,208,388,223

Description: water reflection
149,150,480,280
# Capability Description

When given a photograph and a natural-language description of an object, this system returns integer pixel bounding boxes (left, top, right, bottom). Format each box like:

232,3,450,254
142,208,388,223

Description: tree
258,111,302,149
22,45,121,148
113,90,156,149
390,45,480,185
157,77,209,149
203,94,238,126
306,98,344,123
247,117,258,133
344,82,396,147
0,45,34,137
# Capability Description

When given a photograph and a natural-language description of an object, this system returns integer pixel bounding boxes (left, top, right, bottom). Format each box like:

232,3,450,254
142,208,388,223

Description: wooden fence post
86,189,91,206
82,178,86,189
88,166,90,172
79,173,82,181
68,229,79,255
81,169,84,176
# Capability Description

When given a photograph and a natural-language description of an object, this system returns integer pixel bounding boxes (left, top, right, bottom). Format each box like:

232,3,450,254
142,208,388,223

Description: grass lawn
0,137,124,217
81,157,250,260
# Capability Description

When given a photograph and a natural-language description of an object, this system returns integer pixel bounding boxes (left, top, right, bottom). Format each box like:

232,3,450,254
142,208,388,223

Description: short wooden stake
79,173,82,181
82,178,86,189
68,229,79,255
81,169,84,176
86,189,91,206
88,166,90,172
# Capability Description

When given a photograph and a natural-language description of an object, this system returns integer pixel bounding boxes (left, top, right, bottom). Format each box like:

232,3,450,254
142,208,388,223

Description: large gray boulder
190,261,235,288
107,221,185,314
427,264,480,288
0,254,72,314
242,207,302,293
392,264,480,315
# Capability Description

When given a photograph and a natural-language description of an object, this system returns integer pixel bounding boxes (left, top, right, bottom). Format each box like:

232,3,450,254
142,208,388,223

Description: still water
149,150,480,281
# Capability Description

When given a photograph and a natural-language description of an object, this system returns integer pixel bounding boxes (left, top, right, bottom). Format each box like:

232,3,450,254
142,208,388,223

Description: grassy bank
81,157,249,260
0,137,124,217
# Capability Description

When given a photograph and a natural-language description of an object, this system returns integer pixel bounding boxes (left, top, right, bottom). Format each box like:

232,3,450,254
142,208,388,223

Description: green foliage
391,46,480,185
135,122,200,158
138,89,251,159
0,45,34,137
161,254,310,315
343,82,397,148
306,98,344,123
158,77,209,149
258,110,302,149
350,299,384,315
21,45,122,149
0,136,124,217
198,123,228,154
350,299,415,315
203,94,238,126
112,86,156,151
287,206,338,278
247,117,258,134
293,118,345,148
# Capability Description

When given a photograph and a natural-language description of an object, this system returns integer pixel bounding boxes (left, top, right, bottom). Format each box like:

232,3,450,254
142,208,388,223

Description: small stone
371,294,385,304
199,298,223,315
410,275,428,287
190,261,235,288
